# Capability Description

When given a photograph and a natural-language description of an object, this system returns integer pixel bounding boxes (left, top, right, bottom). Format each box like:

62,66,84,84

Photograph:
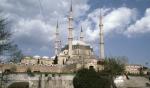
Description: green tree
102,57,125,88
27,67,34,76
53,55,58,64
73,68,111,88
73,57,125,88
103,58,125,75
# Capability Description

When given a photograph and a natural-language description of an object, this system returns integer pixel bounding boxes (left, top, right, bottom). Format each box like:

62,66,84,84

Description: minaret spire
55,20,61,55
68,0,73,57
56,20,59,29
80,26,84,42
99,9,105,60
70,0,73,12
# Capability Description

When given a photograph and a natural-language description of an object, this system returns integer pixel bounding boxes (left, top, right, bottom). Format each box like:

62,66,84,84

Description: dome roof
42,56,49,59
72,40,90,46
61,40,93,51
33,55,40,59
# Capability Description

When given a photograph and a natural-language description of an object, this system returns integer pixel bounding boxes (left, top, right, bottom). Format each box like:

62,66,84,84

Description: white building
125,64,143,74
21,56,53,66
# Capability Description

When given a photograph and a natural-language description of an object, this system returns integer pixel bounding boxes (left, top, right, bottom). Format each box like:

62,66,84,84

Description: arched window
89,66,94,69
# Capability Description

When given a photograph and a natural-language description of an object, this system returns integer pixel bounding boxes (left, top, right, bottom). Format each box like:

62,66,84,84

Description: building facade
125,64,143,74
21,56,53,66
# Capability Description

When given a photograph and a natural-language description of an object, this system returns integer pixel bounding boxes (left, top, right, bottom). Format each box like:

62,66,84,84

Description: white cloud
13,19,55,42
80,7,137,41
125,8,150,37
0,0,90,56
104,7,137,33
145,8,150,16
2,0,149,56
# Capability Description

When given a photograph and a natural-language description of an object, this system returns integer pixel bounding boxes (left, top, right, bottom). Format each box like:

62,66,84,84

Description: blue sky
87,0,150,66
0,0,150,67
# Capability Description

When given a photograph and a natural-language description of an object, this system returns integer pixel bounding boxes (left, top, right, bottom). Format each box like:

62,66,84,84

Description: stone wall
1,73,74,88
0,62,103,73
0,64,66,73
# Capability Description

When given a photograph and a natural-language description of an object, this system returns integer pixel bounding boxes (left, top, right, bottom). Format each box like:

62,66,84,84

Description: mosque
21,1,105,71
1,2,105,73
52,2,105,70
1,2,148,81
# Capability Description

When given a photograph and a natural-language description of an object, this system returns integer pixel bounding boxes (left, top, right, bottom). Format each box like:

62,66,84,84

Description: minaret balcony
68,17,73,20
68,38,73,39
68,27,73,30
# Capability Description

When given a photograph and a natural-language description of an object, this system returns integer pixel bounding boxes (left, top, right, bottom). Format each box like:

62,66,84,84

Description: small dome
51,56,56,59
42,56,49,59
33,55,40,59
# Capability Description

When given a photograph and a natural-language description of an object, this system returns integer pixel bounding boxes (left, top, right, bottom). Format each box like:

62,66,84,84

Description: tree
0,17,11,55
9,44,23,63
27,67,34,76
53,55,58,64
0,16,23,63
103,58,125,75
73,68,111,88
73,57,125,88
102,57,125,88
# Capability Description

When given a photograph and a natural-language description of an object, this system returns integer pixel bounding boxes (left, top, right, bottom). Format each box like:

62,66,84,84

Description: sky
0,0,150,67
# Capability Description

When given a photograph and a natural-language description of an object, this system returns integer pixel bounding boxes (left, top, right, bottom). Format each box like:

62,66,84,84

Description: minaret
55,20,60,55
68,0,73,57
80,26,84,42
99,9,105,59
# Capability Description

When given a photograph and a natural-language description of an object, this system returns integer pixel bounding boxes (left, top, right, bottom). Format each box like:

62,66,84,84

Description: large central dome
61,40,93,52
72,40,90,46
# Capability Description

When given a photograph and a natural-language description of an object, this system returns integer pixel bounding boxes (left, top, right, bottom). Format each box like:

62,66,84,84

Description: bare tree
0,16,23,63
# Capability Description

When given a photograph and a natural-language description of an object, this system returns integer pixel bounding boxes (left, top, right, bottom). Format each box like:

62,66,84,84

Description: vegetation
9,44,23,63
0,17,11,55
102,57,125,88
53,55,58,64
73,68,111,88
103,57,125,75
0,16,23,63
27,67,34,76
73,57,125,88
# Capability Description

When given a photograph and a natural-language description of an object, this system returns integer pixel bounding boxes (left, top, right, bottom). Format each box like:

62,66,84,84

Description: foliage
0,16,23,63
73,68,111,88
27,67,32,73
73,57,125,88
0,17,11,55
103,57,125,75
27,67,34,76
53,55,58,64
9,44,23,63
102,57,125,88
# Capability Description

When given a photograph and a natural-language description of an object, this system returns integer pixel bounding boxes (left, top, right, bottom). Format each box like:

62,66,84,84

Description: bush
73,58,125,88
73,68,111,88
27,67,34,76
